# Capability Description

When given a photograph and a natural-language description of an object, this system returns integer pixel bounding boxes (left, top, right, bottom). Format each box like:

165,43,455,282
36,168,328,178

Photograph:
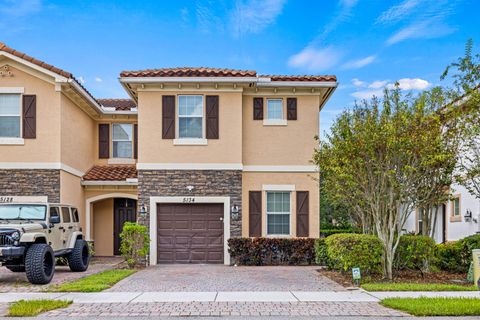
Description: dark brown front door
157,203,224,264
114,198,137,255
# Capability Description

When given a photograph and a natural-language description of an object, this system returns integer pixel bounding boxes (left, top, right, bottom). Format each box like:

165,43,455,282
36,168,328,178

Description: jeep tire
6,265,25,272
68,239,90,272
25,244,55,284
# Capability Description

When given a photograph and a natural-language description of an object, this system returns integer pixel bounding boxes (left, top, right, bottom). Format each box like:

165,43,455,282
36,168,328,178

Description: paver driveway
108,265,345,292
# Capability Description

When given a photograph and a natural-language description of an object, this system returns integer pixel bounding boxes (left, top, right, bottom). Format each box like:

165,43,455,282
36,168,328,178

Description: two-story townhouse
0,43,337,265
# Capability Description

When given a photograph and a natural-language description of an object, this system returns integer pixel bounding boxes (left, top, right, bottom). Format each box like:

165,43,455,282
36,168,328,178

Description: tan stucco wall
60,94,96,172
0,65,61,162
137,91,243,164
242,95,320,165
92,198,114,256
60,171,85,228
242,172,320,238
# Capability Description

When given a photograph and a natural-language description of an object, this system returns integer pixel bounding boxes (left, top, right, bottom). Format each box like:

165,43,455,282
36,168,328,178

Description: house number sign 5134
182,197,195,203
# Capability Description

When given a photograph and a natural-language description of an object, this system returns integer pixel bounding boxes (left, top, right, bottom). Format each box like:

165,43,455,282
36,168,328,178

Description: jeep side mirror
49,216,60,224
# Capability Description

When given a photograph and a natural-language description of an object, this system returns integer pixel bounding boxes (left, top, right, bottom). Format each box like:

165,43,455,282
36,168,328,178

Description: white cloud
230,0,286,37
387,78,431,90
317,0,360,41
352,78,366,87
386,20,455,45
77,76,86,84
369,80,388,89
351,78,431,100
288,46,342,72
376,0,422,24
342,55,376,70
94,77,103,83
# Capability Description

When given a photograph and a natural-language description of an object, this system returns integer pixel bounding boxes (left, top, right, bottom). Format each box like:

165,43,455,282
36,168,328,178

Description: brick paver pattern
109,265,344,292
0,257,122,293
43,302,406,317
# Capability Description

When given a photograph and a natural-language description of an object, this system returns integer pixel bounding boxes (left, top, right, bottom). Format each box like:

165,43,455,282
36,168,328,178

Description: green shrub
314,238,329,266
325,233,383,275
227,238,315,265
460,234,480,269
394,235,436,273
436,241,464,273
320,228,358,237
120,222,150,268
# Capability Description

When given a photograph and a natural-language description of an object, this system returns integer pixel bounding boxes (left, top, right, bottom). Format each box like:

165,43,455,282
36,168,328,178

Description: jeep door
48,206,64,250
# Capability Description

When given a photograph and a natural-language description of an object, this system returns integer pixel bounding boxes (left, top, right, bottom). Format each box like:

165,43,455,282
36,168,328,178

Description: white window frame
175,95,206,144
264,98,287,126
265,190,292,237
0,93,22,140
111,123,134,159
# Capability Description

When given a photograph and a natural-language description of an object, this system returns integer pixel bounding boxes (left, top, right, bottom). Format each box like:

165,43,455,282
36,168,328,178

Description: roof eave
119,76,259,83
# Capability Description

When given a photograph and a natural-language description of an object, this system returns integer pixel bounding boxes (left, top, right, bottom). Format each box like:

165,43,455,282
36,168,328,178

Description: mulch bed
318,268,470,287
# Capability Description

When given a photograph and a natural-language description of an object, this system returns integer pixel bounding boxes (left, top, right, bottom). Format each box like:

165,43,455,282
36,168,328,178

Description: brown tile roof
120,67,257,78
98,99,137,111
83,165,137,181
0,42,101,107
261,75,337,82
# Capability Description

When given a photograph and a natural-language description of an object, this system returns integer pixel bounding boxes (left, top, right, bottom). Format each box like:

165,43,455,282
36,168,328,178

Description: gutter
81,179,138,186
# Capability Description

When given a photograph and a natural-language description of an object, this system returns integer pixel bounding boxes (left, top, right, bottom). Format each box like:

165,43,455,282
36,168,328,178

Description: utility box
473,249,480,289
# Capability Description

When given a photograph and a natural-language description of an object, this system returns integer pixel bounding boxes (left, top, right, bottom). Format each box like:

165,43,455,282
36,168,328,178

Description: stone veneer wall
0,169,60,203
138,170,242,237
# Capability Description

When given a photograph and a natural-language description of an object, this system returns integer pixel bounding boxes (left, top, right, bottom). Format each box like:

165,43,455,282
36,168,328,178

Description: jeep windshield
0,205,47,221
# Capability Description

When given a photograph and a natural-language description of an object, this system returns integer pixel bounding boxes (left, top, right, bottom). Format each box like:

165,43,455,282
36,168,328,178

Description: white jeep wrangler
0,198,90,284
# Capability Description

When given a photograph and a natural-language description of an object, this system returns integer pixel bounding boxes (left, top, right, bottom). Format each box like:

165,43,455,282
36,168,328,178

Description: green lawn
8,300,72,317
362,282,477,291
48,269,136,292
381,297,480,316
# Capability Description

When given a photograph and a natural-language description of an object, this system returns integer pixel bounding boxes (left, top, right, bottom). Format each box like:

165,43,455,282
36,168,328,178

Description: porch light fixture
465,209,473,222
231,205,239,220
139,202,147,217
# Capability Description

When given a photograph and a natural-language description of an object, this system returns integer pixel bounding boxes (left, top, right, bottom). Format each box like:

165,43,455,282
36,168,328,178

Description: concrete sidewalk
0,290,478,303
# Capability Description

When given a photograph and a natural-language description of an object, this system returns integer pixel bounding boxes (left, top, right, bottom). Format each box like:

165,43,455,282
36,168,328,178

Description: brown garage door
157,203,224,264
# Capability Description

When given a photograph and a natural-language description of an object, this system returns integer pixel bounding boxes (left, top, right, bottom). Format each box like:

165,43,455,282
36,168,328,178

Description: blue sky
1,0,479,135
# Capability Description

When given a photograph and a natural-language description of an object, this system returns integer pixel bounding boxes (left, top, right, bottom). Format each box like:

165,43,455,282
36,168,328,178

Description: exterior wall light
139,202,147,217
465,209,473,222
231,205,239,220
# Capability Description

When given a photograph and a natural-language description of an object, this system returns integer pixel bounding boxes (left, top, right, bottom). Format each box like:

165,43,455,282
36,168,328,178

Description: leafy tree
442,39,480,199
314,87,459,279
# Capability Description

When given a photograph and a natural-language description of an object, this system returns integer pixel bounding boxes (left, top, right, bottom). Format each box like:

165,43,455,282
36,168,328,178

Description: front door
114,198,137,255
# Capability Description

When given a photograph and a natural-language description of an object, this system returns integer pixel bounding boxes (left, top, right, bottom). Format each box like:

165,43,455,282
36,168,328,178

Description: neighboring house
0,43,337,264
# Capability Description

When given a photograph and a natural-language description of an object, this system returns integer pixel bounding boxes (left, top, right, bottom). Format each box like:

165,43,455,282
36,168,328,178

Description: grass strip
381,297,480,316
363,282,477,291
8,299,72,317
48,269,136,292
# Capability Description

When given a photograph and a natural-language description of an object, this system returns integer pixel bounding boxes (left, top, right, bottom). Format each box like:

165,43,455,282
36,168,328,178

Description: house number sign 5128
182,197,195,203
0,197,14,203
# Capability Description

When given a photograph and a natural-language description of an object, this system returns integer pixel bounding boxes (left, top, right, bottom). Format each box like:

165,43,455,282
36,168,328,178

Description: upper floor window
267,99,283,120
112,123,133,158
266,191,291,235
0,94,21,138
178,95,203,139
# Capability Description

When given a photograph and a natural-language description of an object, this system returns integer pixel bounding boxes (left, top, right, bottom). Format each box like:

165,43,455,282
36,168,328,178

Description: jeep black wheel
68,239,90,272
25,244,55,285
6,265,25,272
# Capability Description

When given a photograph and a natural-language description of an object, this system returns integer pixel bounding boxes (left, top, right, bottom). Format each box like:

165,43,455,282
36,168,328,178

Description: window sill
450,215,462,223
263,119,287,126
173,138,208,146
265,234,292,238
0,138,25,145
108,158,136,165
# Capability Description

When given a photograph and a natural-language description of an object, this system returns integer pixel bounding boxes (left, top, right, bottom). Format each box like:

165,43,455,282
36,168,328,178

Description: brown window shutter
98,123,110,159
133,124,138,159
253,97,263,120
287,98,297,120
249,191,262,237
22,95,36,139
162,95,175,139
296,191,309,237
206,95,219,139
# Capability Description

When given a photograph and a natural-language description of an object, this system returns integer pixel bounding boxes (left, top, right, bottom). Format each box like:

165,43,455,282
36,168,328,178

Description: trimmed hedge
227,238,315,266
314,238,329,266
394,235,436,272
320,228,357,237
436,241,464,273
460,234,480,269
325,233,383,274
